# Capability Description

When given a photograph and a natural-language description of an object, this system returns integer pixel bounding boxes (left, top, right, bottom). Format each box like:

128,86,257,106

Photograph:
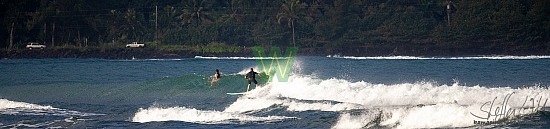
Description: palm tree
155,6,179,41
123,9,144,42
107,10,121,46
179,0,212,26
220,0,244,24
27,0,59,47
276,0,305,47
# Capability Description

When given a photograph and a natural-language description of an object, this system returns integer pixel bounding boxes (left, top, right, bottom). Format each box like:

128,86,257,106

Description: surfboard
226,92,247,95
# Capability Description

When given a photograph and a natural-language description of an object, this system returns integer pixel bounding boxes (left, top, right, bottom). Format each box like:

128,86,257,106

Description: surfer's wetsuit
246,71,258,84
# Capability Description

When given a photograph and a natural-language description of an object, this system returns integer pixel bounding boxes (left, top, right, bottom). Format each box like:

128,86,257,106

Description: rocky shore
0,49,257,59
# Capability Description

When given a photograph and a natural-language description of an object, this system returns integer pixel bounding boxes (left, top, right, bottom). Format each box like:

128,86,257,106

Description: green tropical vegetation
0,0,549,56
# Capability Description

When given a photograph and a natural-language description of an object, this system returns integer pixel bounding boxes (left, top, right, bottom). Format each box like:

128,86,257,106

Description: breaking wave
132,106,295,124
327,55,550,60
228,75,548,128
194,56,289,60
0,99,103,116
131,71,550,128
0,98,55,110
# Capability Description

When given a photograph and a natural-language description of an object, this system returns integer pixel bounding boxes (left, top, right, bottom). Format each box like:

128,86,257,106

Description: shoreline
1,47,549,59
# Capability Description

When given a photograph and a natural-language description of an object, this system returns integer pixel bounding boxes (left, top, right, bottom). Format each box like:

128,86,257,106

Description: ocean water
1,56,550,128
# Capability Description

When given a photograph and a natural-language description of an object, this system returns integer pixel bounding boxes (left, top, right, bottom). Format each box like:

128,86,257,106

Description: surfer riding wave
245,68,260,92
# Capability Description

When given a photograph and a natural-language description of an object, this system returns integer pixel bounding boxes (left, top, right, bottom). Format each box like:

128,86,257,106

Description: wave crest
327,55,550,60
226,75,550,128
132,106,295,123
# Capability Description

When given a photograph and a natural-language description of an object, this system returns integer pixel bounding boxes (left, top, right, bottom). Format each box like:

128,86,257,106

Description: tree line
1,0,549,55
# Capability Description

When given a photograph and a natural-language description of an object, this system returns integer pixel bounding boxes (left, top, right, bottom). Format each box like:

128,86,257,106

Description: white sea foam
285,101,364,112
330,104,474,128
327,55,550,60
0,99,103,116
111,58,184,62
0,99,56,110
223,75,549,128
131,106,295,123
132,72,549,127
0,99,102,128
195,56,289,60
237,66,260,75
224,84,365,113
143,59,184,61
332,111,384,129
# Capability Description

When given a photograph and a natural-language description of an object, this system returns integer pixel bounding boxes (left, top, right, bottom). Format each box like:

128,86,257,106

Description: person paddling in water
211,69,221,86
245,68,260,92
